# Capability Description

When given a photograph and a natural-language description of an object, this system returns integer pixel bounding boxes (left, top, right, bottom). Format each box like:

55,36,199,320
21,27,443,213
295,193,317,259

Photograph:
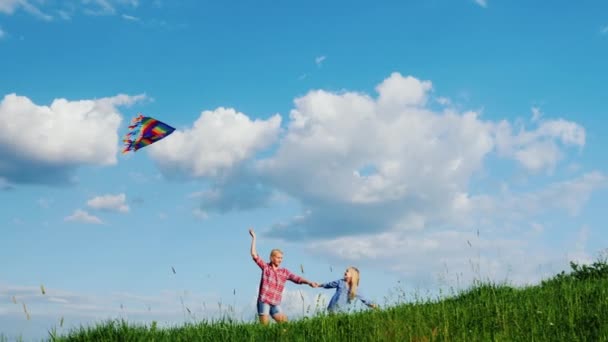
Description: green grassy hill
27,259,608,341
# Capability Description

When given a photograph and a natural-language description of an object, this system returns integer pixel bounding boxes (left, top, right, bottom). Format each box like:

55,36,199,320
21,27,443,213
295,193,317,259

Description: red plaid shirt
253,254,304,305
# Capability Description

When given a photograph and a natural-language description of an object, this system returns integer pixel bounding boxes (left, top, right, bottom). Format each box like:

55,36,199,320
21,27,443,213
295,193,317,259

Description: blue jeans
257,300,282,316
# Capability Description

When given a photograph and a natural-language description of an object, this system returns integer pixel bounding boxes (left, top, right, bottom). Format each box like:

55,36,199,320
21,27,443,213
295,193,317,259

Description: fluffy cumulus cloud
0,93,145,185
251,73,592,242
148,107,281,178
64,209,103,224
87,193,130,213
144,72,600,286
259,73,494,239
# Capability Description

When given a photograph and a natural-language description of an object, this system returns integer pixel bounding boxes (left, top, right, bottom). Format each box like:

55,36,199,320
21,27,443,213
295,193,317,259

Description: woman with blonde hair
316,266,378,313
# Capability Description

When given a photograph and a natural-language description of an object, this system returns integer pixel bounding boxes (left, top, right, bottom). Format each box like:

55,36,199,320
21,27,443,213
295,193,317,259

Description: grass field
4,259,608,341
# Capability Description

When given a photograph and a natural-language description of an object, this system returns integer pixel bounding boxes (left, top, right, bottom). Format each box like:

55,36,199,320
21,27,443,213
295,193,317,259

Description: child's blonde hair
270,249,283,258
347,266,360,301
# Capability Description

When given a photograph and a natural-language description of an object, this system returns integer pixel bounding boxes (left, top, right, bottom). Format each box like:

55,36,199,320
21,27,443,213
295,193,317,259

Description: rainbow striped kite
122,114,175,153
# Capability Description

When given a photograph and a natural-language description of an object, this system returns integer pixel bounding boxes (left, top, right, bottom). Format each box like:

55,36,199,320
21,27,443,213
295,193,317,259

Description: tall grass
45,259,608,341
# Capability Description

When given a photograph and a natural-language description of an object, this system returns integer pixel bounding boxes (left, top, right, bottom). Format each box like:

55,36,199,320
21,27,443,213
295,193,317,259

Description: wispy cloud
0,0,139,20
474,0,487,8
122,14,139,21
64,209,103,224
315,55,326,67
0,0,52,20
87,193,130,213
436,96,451,106
601,25,608,35
0,27,6,40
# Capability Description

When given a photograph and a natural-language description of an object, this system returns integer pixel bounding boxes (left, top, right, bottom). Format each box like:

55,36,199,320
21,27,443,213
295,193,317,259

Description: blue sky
1,0,608,340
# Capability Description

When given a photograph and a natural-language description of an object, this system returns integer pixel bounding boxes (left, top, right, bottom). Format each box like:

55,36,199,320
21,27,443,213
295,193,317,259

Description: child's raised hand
249,228,256,238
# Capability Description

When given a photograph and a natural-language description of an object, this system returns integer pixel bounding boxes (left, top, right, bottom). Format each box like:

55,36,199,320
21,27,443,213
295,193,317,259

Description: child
316,266,378,313
249,228,318,325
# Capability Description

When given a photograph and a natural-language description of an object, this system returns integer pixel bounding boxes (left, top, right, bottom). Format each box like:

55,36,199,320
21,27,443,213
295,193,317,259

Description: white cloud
143,72,591,246
83,0,116,15
315,55,326,66
121,14,139,21
474,0,487,8
0,0,51,20
259,73,493,240
0,0,21,14
156,72,600,287
148,107,281,178
0,0,29,14
494,118,585,172
87,193,130,213
64,209,103,224
0,0,139,20
306,227,594,289
376,72,433,108
0,93,145,185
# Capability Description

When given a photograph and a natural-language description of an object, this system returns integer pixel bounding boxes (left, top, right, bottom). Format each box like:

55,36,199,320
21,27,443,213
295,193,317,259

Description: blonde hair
347,266,360,301
270,249,283,258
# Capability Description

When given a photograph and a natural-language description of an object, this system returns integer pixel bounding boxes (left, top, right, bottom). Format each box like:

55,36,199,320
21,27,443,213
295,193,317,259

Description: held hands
309,282,320,288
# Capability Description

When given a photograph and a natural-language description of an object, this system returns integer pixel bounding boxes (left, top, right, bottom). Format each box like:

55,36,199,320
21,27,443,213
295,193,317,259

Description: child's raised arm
249,228,258,259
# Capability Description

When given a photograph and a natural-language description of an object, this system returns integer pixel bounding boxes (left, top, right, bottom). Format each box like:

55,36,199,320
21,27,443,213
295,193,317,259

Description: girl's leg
257,301,271,325
259,314,270,325
270,305,288,323
272,313,288,323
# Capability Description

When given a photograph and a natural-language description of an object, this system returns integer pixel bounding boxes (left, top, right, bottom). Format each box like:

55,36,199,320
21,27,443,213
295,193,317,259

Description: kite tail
122,114,144,153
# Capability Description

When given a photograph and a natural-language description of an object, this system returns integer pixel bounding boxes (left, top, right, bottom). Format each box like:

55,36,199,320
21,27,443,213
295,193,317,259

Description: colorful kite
122,114,175,153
